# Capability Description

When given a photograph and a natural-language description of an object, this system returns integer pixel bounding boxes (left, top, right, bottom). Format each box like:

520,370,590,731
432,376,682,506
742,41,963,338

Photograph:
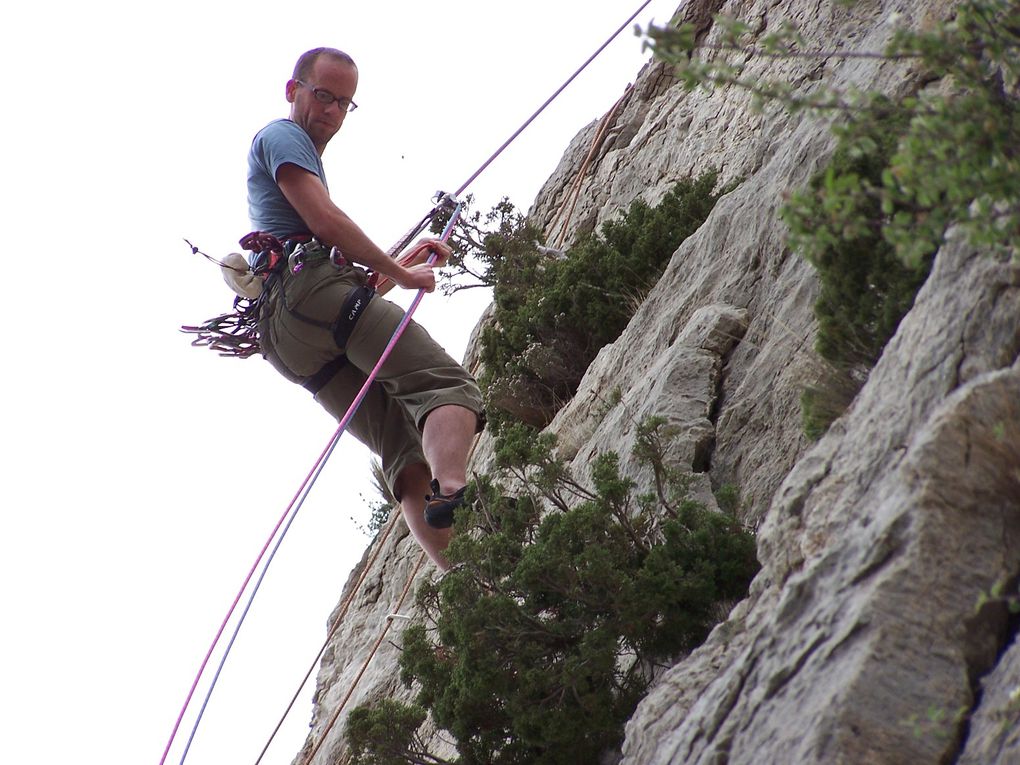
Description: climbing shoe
424,479,466,529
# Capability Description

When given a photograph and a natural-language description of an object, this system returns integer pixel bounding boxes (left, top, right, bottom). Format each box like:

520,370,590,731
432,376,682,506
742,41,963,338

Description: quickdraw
179,232,284,359
179,297,263,359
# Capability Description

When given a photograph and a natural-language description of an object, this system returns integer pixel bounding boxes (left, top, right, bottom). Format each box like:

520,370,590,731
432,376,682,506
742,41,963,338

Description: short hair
292,47,356,80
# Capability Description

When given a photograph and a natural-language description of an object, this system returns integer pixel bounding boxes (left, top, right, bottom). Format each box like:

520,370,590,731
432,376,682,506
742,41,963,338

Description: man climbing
248,47,483,570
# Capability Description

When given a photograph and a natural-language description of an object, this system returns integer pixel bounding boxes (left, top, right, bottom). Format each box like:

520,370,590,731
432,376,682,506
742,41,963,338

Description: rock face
294,0,1020,762
620,229,1020,765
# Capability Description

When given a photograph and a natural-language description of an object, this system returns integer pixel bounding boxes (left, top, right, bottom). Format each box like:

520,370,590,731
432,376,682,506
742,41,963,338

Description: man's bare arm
276,163,437,291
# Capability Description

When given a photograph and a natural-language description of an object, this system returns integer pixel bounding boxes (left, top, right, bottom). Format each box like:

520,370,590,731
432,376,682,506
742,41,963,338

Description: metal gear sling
180,196,452,391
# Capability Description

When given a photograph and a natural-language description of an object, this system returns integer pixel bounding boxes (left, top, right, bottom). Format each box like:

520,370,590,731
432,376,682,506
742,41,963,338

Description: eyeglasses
295,80,358,113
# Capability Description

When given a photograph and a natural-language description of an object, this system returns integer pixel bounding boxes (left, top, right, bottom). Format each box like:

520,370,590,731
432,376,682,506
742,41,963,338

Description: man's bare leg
422,404,477,495
395,461,451,570
392,406,476,570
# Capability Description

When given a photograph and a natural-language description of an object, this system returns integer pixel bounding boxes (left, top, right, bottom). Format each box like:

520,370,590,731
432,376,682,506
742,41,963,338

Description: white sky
0,2,677,763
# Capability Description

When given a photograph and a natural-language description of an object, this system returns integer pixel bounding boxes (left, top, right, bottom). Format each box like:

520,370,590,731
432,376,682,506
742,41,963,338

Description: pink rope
161,204,463,765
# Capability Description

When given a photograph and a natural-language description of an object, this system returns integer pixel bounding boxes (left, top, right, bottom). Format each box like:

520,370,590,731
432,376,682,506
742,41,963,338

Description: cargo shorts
259,257,484,498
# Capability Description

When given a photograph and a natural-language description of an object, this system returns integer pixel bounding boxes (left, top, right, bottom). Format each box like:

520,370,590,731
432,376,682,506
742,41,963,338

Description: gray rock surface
619,230,1020,765
293,0,1020,762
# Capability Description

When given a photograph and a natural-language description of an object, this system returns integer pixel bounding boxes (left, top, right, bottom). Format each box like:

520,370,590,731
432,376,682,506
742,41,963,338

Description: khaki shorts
260,258,484,497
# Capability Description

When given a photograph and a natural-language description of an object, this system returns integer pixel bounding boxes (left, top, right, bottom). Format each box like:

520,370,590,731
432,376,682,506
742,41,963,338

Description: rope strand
453,0,654,198
163,207,461,765
302,553,427,765
167,2,661,759
253,508,402,764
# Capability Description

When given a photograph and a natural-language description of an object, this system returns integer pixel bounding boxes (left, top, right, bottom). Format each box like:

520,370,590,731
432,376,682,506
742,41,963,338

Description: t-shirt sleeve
251,121,322,182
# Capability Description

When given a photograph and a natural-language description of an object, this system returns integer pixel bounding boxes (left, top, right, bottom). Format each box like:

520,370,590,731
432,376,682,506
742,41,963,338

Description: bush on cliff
346,419,759,764
783,108,935,437
646,0,1020,436
438,172,729,431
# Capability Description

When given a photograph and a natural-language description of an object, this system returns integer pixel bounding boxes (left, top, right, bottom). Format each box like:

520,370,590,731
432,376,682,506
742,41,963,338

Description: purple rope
162,204,463,765
454,0,654,197
162,2,659,757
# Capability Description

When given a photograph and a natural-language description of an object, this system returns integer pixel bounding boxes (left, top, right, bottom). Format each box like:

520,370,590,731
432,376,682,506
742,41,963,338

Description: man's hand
394,262,437,292
377,238,452,294
407,238,452,268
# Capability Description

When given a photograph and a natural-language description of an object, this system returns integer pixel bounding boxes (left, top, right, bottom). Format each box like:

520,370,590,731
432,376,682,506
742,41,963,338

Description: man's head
286,48,358,154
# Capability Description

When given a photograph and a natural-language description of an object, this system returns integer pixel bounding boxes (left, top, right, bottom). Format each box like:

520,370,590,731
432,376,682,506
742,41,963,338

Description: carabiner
329,246,347,269
288,242,307,274
432,190,460,211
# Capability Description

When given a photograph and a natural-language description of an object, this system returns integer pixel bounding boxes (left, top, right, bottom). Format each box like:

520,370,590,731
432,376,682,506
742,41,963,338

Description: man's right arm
276,163,439,292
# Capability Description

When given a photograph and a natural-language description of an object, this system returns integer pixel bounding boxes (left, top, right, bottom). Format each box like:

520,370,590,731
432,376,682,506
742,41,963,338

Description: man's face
286,56,358,152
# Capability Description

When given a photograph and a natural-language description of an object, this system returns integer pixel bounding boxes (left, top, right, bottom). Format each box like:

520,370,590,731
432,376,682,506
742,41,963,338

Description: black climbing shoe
424,479,466,529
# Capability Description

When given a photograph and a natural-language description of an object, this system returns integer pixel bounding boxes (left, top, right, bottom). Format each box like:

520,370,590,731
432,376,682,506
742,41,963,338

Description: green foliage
646,0,1020,262
901,704,969,743
434,196,540,294
800,385,836,442
350,420,758,764
444,173,729,430
784,106,932,368
783,108,935,437
356,500,392,538
880,0,1020,264
646,0,1020,437
713,483,741,515
347,699,453,765
354,459,396,537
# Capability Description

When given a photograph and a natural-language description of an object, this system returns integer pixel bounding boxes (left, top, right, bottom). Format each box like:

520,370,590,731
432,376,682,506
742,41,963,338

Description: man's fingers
412,238,452,266
401,263,437,292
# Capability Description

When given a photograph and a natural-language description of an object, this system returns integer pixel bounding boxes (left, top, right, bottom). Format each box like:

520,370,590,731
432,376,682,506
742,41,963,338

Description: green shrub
713,482,742,515
348,419,759,764
782,110,936,436
346,700,451,765
783,108,934,371
646,0,1020,437
442,173,730,430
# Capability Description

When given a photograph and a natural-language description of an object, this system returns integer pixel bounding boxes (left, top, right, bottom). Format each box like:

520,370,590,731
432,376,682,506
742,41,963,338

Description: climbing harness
180,194,452,361
166,2,657,762
297,277,376,395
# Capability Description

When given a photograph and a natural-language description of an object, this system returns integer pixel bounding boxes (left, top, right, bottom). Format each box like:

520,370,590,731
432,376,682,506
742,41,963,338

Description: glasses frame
295,79,358,113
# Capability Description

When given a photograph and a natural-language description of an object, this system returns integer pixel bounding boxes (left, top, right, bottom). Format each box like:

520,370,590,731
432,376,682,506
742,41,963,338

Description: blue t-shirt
247,119,328,239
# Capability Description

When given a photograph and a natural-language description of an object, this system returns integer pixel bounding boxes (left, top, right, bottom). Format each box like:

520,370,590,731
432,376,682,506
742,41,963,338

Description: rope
302,552,427,765
169,383,377,765
549,85,633,250
253,508,402,764
162,206,463,765
258,430,485,761
452,0,654,198
168,2,660,759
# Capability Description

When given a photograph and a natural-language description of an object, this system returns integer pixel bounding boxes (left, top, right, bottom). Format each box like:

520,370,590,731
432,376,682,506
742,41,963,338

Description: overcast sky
0,2,677,763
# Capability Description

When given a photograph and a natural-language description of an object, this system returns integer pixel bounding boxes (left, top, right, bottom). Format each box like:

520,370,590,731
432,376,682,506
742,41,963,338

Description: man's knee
394,461,431,503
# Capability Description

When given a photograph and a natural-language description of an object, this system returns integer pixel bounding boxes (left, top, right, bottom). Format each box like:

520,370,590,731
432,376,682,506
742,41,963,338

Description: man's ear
285,79,298,103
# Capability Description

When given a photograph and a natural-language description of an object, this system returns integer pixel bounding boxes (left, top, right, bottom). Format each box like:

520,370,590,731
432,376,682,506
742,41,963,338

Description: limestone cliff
294,0,1020,762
